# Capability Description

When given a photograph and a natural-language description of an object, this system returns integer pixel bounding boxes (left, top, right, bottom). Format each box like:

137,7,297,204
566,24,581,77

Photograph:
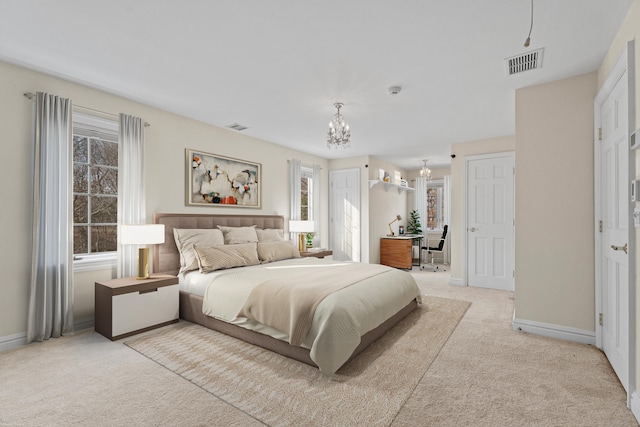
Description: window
426,179,446,230
301,166,313,221
72,114,119,262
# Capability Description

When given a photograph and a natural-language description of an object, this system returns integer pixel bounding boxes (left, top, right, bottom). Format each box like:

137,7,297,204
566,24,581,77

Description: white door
329,168,360,262
466,153,515,291
597,48,630,392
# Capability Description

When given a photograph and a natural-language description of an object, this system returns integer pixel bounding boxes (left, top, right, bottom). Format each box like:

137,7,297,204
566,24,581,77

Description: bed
153,213,422,374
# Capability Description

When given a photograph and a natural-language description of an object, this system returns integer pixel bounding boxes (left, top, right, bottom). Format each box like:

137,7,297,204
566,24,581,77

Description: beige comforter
202,258,422,374
237,263,391,345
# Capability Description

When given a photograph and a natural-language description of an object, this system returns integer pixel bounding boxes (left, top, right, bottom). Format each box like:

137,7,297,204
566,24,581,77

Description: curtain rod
24,92,150,127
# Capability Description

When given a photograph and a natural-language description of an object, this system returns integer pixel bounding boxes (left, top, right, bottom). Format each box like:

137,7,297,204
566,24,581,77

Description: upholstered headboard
153,213,285,275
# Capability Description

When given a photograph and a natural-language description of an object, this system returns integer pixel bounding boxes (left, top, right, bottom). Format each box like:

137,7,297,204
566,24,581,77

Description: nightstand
300,250,333,259
95,274,179,341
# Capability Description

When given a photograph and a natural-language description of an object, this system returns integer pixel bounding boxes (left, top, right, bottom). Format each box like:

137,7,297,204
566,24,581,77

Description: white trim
75,317,95,332
449,277,464,286
0,317,95,353
73,252,117,272
630,392,640,425
512,318,595,346
0,332,27,353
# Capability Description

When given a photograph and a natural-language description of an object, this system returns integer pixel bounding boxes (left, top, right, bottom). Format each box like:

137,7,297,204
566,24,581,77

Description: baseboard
512,317,596,345
75,317,95,332
630,391,640,424
0,332,27,352
0,318,94,353
449,277,464,286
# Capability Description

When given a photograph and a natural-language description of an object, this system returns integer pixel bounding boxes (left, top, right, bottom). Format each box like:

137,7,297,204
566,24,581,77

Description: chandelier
327,103,351,149
420,159,431,180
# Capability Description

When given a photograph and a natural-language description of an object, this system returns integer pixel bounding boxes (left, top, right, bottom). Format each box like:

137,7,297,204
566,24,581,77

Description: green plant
407,209,422,235
305,232,316,247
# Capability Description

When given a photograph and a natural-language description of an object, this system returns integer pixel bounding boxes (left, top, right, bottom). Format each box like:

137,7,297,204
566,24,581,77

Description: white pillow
194,243,260,273
173,228,225,274
217,225,259,244
257,241,300,263
256,228,284,242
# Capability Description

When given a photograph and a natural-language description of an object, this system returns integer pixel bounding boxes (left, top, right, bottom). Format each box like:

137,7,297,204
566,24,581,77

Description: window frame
72,113,119,271
426,179,445,231
301,165,313,221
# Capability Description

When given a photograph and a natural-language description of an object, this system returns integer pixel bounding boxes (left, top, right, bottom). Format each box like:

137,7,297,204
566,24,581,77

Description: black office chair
420,225,448,272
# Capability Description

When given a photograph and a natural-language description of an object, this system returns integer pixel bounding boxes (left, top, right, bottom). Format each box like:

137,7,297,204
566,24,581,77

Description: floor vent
505,48,544,75
226,123,248,131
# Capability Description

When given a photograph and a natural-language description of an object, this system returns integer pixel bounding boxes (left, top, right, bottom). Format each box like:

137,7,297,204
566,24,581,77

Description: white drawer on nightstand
112,284,179,337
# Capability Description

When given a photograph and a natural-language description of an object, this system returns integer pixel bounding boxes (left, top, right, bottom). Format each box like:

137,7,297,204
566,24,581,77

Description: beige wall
514,72,597,331
597,0,640,397
0,60,329,338
449,136,516,281
367,156,408,264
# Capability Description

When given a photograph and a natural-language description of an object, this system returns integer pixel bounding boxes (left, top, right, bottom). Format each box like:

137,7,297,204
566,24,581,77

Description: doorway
464,152,515,291
595,40,635,394
329,168,361,262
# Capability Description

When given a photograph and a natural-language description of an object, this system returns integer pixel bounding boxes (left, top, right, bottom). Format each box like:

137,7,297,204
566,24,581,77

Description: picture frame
186,148,261,208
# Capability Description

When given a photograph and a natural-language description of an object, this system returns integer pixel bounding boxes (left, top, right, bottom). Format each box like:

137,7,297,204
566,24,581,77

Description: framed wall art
186,148,261,208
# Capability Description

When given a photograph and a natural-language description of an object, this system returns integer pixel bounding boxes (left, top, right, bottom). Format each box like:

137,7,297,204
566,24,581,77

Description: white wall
0,60,329,339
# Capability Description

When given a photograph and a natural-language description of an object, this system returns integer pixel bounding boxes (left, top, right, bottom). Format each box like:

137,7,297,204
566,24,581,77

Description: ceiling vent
226,123,248,131
505,48,544,76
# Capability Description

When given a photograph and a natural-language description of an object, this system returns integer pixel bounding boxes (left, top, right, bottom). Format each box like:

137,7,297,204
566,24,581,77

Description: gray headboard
153,213,285,275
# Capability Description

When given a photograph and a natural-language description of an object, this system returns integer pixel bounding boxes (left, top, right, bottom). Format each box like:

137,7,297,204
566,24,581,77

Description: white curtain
117,114,146,278
444,174,451,263
312,164,321,245
289,159,302,242
27,92,74,343
414,176,428,235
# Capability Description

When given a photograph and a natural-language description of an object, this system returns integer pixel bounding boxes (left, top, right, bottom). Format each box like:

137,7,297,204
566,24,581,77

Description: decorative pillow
173,228,225,274
217,225,259,244
194,243,260,273
257,241,300,263
256,228,284,242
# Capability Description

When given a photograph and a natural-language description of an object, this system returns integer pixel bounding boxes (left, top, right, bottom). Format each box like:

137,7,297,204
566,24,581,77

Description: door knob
469,227,477,232
611,243,628,254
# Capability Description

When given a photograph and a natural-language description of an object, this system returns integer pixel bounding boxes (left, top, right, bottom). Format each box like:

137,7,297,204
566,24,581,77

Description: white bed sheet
183,258,422,374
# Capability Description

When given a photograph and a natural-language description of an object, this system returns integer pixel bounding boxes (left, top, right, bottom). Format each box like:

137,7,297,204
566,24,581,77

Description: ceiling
0,1,633,170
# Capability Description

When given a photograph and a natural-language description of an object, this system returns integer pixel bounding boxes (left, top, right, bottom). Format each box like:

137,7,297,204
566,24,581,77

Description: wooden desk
380,237,413,269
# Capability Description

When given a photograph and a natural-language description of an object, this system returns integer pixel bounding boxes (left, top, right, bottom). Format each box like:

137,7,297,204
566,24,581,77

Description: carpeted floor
0,267,637,426
125,296,469,427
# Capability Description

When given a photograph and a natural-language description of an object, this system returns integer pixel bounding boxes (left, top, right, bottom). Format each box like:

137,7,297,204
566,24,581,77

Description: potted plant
407,209,422,235
305,232,316,248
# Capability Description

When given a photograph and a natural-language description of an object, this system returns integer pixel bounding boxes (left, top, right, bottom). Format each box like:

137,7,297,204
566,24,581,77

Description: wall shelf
368,179,414,194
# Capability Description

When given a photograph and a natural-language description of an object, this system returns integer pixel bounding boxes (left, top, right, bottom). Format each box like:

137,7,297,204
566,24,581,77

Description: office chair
421,225,448,272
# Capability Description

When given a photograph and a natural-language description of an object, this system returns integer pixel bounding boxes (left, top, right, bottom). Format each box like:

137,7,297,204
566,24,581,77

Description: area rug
125,295,470,427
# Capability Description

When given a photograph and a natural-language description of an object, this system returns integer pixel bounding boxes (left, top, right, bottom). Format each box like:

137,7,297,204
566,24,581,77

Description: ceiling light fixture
420,159,432,180
327,102,351,149
524,0,534,47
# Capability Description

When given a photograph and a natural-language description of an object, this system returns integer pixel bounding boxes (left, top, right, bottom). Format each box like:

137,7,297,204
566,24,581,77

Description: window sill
74,253,117,272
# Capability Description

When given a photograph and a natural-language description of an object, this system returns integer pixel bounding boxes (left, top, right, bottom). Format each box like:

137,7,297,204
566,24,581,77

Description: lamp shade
120,224,165,245
289,220,315,233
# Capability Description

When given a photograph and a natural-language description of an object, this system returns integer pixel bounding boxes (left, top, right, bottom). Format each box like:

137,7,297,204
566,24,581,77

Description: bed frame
153,212,417,369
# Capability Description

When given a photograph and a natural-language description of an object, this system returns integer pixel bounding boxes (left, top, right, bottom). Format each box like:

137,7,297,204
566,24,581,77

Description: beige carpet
125,295,470,427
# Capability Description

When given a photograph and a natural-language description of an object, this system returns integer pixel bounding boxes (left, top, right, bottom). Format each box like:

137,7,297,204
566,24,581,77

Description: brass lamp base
136,247,151,280
297,234,306,252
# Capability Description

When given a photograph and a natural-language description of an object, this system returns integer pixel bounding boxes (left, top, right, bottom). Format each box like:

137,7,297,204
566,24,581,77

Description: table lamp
289,220,315,252
120,224,165,279
388,215,402,236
